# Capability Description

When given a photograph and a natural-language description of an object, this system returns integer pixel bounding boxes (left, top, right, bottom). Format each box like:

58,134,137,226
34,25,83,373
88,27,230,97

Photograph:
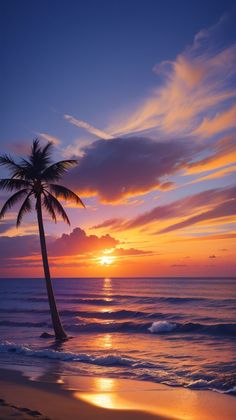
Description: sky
0,0,236,277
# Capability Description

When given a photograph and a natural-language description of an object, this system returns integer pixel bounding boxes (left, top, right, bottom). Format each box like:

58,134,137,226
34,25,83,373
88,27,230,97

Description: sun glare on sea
99,255,115,266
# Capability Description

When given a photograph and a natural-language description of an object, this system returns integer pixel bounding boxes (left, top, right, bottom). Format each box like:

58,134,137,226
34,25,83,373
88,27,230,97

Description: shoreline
0,368,236,419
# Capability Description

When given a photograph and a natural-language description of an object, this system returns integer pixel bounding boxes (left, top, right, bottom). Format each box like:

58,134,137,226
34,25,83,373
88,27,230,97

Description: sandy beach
0,368,236,420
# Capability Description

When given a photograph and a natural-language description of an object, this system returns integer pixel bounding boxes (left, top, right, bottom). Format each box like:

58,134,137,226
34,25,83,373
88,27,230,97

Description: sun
99,255,115,266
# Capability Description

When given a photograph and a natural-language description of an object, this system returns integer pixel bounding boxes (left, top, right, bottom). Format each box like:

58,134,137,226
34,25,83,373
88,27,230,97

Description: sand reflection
74,377,122,410
74,376,200,419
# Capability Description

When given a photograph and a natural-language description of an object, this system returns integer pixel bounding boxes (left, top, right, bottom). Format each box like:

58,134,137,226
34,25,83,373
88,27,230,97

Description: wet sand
0,368,236,419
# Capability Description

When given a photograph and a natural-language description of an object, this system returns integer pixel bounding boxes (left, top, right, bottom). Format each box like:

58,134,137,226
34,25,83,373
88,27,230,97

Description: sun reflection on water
102,333,112,349
102,278,113,303
103,277,112,292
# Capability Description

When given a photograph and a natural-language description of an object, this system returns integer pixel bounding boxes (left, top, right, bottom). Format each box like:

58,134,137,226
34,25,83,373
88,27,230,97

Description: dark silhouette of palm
0,139,85,340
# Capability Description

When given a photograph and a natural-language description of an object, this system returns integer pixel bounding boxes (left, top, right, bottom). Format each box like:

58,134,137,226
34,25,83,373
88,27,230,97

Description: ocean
0,277,235,394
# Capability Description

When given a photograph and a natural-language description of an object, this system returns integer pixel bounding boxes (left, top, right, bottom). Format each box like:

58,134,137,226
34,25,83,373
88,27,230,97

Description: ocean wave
66,320,149,333
0,341,235,394
0,320,49,328
7,294,236,306
64,309,165,319
0,341,153,368
26,297,116,305
63,320,236,336
0,308,166,320
149,321,236,336
1,318,236,336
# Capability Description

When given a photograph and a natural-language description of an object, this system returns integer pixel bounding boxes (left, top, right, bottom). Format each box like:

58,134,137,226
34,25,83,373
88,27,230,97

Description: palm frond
42,192,57,222
42,142,53,161
49,184,85,207
32,138,40,155
0,178,31,192
29,139,52,173
0,189,29,220
0,155,29,179
41,160,78,182
19,158,37,180
16,192,33,227
45,191,71,225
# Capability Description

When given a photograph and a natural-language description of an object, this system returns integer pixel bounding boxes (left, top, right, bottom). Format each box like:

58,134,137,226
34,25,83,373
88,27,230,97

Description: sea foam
148,321,176,333
0,341,150,368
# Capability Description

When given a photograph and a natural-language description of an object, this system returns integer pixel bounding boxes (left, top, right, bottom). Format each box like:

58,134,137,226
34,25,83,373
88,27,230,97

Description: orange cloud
173,232,236,242
0,228,153,273
193,104,236,137
189,164,236,184
96,185,236,234
49,227,119,256
186,135,236,174
91,218,125,230
158,197,236,234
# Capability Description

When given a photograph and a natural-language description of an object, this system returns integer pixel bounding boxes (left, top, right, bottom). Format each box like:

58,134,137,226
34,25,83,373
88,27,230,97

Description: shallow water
0,277,235,394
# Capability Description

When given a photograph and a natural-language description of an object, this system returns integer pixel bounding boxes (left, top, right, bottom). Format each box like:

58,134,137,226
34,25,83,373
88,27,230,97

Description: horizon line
0,276,235,280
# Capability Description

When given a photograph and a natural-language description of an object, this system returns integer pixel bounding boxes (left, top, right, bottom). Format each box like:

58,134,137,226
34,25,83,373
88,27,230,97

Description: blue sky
2,0,235,146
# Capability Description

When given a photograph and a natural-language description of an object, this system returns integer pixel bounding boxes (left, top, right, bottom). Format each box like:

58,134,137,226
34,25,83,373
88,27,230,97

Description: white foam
148,321,176,333
0,341,135,366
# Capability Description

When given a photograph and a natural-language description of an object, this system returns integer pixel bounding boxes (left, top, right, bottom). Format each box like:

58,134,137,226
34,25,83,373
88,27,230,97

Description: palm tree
0,139,85,340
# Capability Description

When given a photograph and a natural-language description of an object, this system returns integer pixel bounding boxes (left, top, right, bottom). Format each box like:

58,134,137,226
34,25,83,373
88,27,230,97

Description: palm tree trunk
36,195,67,340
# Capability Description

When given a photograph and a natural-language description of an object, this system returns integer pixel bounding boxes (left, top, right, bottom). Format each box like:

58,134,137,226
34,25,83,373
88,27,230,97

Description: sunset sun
99,256,115,266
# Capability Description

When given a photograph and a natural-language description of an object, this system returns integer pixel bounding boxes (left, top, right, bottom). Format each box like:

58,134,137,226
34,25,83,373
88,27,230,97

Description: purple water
0,277,236,394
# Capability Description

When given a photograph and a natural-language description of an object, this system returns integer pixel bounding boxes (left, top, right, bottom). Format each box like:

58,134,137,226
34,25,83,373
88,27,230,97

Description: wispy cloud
64,114,113,140
94,185,236,233
108,16,236,139
188,164,236,185
37,132,61,145
172,232,236,242
157,195,236,234
193,104,236,137
91,218,125,230
186,135,236,174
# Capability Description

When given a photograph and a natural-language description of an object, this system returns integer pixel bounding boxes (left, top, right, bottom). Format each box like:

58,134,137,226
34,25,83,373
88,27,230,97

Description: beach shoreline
0,367,236,420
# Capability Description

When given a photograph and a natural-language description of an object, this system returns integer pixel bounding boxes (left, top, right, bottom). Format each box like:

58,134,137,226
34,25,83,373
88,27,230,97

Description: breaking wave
0,341,153,368
1,319,236,336
0,341,235,394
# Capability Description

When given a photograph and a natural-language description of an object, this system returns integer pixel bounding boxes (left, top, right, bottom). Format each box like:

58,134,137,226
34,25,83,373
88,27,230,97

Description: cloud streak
64,114,113,140
37,133,61,145
158,194,236,234
186,135,236,174
96,185,236,234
